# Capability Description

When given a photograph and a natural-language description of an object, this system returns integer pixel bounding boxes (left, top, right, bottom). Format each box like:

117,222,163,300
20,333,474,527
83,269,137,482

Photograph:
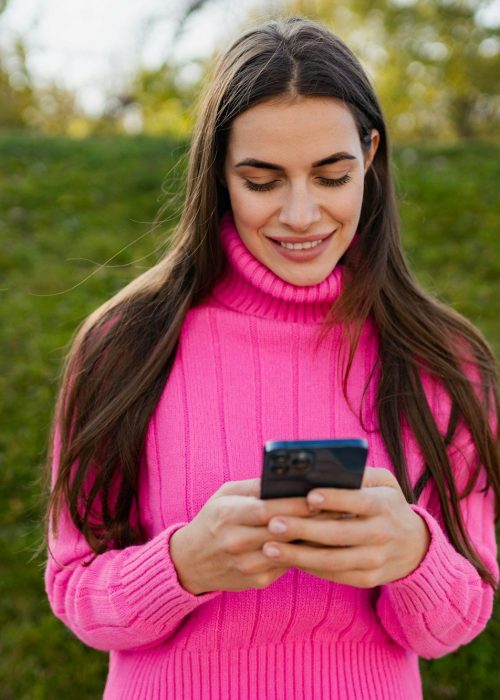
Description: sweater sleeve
44,427,221,652
376,436,498,659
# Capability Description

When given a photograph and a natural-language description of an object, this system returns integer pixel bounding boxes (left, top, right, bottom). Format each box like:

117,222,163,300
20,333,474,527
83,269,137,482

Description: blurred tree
169,0,500,140
0,38,37,128
280,0,500,140
92,60,203,137
0,37,89,134
2,0,498,139
176,0,214,35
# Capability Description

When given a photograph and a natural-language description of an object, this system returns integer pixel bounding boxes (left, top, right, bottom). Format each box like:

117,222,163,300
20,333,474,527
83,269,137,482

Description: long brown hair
45,17,499,586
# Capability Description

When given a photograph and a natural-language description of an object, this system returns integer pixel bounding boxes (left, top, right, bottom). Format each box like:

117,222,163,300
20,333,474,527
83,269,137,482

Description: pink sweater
45,210,498,699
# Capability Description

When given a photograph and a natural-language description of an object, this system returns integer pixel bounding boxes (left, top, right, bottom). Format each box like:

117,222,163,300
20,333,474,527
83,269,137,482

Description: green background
0,133,498,698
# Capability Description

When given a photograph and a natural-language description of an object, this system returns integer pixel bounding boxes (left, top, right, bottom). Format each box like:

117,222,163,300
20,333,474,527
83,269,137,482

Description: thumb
361,466,398,489
213,478,262,499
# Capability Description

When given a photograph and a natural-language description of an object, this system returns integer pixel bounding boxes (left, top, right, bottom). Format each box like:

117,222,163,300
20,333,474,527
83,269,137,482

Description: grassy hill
0,132,498,699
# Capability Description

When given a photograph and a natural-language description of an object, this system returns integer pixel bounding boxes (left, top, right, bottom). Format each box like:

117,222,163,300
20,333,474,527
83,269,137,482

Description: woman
44,16,499,700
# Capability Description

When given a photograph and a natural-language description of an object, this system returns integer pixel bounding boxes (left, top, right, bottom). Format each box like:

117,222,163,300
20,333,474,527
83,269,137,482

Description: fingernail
308,492,324,505
269,519,287,534
264,545,281,558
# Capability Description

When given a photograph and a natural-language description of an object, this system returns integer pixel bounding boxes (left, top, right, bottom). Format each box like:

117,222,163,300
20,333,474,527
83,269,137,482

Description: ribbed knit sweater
45,210,498,699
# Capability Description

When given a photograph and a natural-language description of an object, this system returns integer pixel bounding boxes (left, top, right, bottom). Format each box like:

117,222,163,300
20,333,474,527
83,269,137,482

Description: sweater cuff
381,505,478,615
110,523,221,632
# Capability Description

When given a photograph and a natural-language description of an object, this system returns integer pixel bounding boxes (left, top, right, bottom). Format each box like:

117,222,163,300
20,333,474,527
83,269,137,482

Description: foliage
0,133,498,698
98,0,500,141
91,62,204,138
284,0,500,140
0,39,36,129
1,1,499,140
0,38,86,134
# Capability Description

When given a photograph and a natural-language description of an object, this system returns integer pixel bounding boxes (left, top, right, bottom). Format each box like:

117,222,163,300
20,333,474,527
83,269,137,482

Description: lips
267,232,334,244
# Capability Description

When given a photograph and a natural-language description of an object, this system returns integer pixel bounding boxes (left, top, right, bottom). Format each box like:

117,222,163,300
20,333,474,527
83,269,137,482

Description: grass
0,132,498,698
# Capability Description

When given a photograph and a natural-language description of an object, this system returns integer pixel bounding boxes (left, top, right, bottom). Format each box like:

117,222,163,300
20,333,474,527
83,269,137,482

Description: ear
363,129,380,174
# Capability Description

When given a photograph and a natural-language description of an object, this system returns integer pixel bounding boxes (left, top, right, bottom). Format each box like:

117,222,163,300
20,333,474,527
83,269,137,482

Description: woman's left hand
262,467,431,587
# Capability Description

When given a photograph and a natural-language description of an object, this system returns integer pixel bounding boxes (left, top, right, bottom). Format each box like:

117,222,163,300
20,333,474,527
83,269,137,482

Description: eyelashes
243,180,277,192
317,174,352,188
243,173,352,192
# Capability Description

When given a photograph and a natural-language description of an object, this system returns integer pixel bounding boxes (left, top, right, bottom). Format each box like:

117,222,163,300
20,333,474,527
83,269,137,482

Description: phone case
260,438,368,499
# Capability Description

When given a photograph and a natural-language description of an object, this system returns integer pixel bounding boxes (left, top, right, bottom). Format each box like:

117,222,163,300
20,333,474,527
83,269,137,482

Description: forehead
226,96,361,162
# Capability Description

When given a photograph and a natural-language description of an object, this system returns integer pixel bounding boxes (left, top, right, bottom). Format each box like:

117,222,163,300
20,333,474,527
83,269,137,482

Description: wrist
169,526,206,596
408,510,431,573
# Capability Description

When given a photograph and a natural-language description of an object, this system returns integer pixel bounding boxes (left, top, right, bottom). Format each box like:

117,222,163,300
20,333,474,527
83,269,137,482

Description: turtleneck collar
210,210,345,324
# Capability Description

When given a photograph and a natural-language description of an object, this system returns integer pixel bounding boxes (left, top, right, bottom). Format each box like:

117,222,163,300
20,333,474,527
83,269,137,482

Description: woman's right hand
169,478,312,595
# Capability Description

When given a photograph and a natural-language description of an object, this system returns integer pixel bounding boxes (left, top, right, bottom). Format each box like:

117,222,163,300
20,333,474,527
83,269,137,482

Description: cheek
228,185,273,231
330,183,364,225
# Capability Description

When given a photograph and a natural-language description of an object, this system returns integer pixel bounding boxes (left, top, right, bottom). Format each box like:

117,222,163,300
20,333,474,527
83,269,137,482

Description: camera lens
292,450,313,473
270,451,289,476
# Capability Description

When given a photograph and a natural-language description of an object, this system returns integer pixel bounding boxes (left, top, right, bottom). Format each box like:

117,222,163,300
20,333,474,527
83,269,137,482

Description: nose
278,182,321,232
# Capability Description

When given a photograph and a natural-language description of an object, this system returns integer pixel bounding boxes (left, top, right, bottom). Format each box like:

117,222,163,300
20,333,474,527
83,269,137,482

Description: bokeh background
1,1,499,697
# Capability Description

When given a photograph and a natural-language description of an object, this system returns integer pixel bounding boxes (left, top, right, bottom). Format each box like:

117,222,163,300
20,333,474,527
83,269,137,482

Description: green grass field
0,133,498,698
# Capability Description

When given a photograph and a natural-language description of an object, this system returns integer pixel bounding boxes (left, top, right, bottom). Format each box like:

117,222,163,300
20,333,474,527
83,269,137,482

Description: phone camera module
270,451,289,476
291,450,314,473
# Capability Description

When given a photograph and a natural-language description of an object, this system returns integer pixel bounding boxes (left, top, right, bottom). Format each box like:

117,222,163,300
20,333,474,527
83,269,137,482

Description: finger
232,548,289,577
215,478,261,498
213,490,313,528
306,486,380,517
215,495,268,527
266,515,374,547
361,466,398,489
262,496,313,520
215,493,311,528
221,524,285,553
304,467,399,515
262,541,377,574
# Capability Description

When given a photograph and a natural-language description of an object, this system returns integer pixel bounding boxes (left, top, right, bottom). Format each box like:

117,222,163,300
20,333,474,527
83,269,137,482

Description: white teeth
280,239,323,250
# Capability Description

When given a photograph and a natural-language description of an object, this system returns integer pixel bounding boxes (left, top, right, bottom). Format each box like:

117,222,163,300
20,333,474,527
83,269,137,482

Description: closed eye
243,173,352,192
317,174,352,187
243,180,278,192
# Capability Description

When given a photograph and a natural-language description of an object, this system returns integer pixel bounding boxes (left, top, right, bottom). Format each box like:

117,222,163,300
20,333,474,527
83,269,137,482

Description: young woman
44,16,499,700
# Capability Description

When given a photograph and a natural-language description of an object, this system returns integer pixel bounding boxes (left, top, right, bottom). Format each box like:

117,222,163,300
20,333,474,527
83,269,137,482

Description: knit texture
45,210,498,699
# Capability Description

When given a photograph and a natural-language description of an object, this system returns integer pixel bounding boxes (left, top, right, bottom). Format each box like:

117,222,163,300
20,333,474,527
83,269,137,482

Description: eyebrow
234,152,357,170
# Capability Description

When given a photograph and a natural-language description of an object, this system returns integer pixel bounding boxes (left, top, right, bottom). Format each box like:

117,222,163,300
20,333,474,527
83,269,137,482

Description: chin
276,267,336,287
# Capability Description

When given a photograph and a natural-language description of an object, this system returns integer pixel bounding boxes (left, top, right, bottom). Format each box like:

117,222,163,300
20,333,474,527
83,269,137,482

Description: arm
376,440,498,659
44,427,221,652
45,429,308,651
259,447,497,660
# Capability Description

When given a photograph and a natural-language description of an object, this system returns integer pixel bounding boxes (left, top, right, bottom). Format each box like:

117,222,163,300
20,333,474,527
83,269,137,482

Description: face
223,96,379,286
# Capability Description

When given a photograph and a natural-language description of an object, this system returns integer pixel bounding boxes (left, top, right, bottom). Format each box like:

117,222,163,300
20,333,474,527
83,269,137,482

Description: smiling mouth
268,231,335,250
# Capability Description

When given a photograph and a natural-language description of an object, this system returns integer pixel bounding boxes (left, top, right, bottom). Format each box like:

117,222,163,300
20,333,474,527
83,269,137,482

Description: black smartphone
260,438,368,499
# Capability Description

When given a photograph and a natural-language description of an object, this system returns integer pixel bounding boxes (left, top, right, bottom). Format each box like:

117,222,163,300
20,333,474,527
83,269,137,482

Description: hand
169,478,312,595
261,467,431,588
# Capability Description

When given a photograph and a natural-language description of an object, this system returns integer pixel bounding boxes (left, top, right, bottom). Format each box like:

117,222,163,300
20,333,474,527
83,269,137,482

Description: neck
210,210,345,324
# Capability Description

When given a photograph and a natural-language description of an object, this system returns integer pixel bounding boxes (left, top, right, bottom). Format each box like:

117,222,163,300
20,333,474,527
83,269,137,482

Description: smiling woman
43,15,499,700
223,97,379,285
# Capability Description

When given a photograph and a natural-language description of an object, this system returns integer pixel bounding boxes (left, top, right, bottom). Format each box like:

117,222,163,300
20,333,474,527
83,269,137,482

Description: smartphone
260,438,368,499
